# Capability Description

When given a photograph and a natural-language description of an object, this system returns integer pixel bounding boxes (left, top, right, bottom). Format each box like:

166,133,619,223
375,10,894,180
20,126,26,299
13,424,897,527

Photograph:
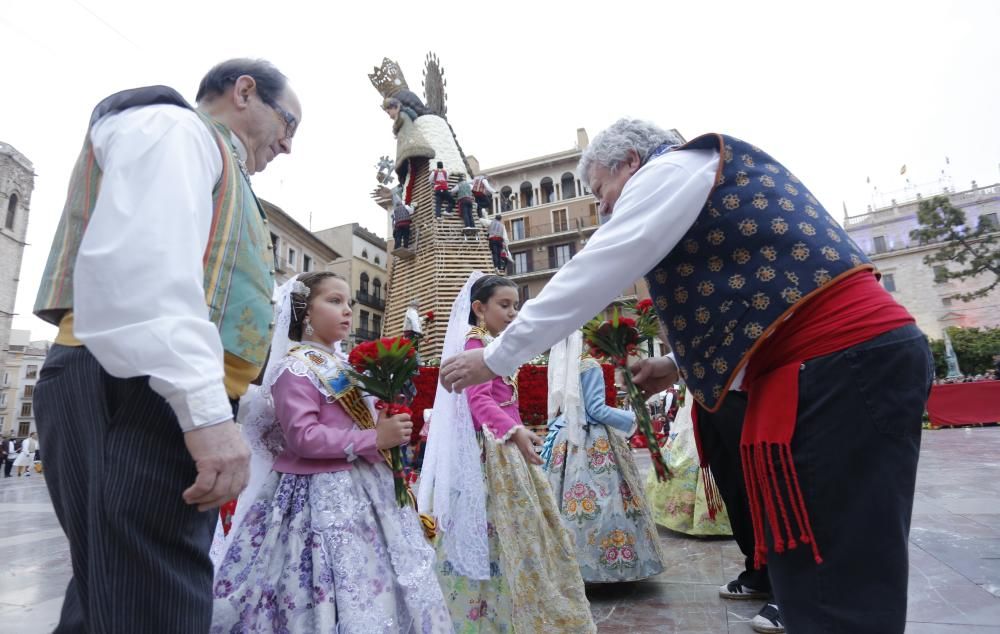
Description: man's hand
376,410,414,450
183,421,250,512
511,426,544,465
439,348,497,393
631,356,680,398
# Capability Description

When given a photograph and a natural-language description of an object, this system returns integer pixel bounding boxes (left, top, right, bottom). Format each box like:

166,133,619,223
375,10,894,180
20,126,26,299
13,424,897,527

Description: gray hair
577,118,685,186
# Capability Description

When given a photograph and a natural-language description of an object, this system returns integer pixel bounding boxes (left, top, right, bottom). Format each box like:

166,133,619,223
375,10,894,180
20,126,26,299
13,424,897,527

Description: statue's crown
369,58,408,99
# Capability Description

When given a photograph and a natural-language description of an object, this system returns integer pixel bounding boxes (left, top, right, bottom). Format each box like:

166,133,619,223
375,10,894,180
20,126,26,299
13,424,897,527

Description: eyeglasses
265,99,298,140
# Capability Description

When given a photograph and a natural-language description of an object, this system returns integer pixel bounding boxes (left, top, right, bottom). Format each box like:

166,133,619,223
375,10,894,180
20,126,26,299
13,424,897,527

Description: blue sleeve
581,367,635,433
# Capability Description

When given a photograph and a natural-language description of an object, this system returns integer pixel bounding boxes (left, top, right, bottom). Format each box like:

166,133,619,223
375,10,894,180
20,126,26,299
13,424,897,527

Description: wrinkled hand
631,356,679,398
376,410,413,450
439,348,497,393
511,426,544,465
183,421,250,512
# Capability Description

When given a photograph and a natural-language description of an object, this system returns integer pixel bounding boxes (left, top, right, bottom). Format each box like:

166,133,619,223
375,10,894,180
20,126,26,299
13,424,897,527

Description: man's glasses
265,99,297,140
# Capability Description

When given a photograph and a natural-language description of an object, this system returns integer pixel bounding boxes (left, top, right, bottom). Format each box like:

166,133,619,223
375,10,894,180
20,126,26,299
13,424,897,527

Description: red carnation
348,341,379,371
636,298,654,314
425,311,435,321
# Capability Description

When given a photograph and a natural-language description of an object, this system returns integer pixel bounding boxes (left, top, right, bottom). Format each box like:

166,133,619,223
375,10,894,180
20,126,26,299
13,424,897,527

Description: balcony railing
356,291,386,310
509,216,599,242
354,327,380,342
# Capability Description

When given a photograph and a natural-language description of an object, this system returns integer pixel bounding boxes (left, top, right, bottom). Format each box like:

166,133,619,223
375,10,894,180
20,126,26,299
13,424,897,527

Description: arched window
359,272,369,294
374,255,380,265
519,181,533,208
362,248,369,259
4,193,17,230
561,172,576,199
500,186,514,211
540,177,554,204
372,278,382,299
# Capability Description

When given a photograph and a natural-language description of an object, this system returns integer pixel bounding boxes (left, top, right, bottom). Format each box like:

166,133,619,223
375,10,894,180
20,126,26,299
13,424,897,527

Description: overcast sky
2,0,999,341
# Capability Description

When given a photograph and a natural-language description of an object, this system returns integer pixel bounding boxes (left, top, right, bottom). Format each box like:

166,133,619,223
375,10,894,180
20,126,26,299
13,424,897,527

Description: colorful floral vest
643,134,873,411
33,86,275,371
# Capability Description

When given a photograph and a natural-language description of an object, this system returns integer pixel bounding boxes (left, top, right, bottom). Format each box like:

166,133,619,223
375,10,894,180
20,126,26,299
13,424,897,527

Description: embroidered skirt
212,462,452,633
645,413,733,537
435,431,596,633
545,424,666,582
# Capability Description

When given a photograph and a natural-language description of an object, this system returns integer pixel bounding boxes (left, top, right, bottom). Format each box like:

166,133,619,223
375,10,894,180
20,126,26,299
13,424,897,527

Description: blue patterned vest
643,134,873,411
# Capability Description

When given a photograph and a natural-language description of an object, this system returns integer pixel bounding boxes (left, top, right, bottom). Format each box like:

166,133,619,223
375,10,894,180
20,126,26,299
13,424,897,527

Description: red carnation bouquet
347,337,420,506
582,302,671,481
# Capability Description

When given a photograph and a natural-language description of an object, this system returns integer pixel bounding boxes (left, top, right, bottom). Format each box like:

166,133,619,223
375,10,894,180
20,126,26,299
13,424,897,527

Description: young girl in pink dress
212,272,451,633
419,273,595,633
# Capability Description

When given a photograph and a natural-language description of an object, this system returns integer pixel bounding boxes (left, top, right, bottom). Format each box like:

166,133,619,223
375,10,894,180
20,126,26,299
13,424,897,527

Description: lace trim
271,357,337,403
496,423,523,443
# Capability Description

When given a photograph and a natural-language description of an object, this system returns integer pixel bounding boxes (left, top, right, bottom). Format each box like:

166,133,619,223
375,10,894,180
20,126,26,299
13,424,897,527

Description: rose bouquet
582,303,670,481
347,337,420,506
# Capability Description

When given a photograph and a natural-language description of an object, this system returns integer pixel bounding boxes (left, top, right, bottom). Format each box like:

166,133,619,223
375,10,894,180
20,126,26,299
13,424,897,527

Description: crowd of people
933,371,999,384
18,56,947,634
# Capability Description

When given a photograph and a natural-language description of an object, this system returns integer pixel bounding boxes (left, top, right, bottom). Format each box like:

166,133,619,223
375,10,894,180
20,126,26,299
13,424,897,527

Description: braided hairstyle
288,271,346,341
468,274,518,326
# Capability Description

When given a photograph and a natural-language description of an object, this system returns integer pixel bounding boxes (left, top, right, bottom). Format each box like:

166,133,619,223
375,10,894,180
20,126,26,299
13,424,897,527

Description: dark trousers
434,190,453,217
696,392,771,593
34,345,217,633
766,324,932,633
393,223,411,249
459,199,475,228
3,458,12,477
474,193,491,218
489,239,506,271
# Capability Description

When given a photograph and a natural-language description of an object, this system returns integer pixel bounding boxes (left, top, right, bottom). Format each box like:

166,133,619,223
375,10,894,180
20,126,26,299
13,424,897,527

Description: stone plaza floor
2,427,999,633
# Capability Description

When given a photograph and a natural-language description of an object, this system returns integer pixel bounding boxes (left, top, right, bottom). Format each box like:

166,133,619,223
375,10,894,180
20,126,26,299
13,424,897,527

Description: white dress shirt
73,104,240,432
483,148,719,378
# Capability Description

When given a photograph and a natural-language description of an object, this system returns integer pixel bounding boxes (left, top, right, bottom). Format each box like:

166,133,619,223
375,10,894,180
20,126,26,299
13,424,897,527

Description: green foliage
928,326,1000,377
910,196,1000,302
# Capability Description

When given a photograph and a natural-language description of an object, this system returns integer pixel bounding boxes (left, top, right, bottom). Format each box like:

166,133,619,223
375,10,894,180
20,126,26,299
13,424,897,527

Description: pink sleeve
273,370,381,462
463,338,521,441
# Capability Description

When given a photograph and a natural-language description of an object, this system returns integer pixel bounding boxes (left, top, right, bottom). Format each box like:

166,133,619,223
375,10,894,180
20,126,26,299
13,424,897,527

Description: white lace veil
547,331,587,448
417,271,490,580
210,276,341,567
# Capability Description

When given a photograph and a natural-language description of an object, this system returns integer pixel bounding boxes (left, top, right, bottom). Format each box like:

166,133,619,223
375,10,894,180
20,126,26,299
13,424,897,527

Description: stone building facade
844,182,1000,339
0,142,34,373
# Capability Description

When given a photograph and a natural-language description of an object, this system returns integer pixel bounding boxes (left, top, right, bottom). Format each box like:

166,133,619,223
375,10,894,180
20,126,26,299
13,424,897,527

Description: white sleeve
74,105,231,432
483,148,719,378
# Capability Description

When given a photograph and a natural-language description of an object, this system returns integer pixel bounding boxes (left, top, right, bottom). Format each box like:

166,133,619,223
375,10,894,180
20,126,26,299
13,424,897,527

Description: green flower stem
622,370,671,482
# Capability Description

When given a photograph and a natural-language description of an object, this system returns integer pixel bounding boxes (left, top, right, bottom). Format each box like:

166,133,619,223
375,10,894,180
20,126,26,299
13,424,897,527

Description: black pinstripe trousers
34,344,217,633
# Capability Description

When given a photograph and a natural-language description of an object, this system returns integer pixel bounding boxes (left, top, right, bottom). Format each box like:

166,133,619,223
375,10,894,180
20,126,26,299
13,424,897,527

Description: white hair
577,118,685,186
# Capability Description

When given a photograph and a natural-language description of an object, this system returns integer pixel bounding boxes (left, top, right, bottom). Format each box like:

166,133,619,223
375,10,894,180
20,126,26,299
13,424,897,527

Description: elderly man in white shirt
30,58,301,633
441,117,933,634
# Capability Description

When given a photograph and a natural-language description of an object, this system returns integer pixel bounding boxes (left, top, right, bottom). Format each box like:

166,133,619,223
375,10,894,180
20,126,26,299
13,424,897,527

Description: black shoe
719,579,769,600
751,603,785,633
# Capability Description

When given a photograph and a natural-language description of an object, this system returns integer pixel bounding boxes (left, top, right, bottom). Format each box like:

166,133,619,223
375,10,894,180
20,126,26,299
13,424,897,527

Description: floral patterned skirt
644,421,733,537
435,431,596,633
212,463,453,633
545,424,666,582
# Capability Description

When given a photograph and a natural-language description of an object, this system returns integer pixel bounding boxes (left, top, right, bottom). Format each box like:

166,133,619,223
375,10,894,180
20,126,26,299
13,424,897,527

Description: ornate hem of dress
211,461,452,634
645,407,734,537
435,430,596,633
545,423,666,583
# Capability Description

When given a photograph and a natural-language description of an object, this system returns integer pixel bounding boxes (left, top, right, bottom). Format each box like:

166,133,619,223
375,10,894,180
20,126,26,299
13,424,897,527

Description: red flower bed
410,364,618,435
